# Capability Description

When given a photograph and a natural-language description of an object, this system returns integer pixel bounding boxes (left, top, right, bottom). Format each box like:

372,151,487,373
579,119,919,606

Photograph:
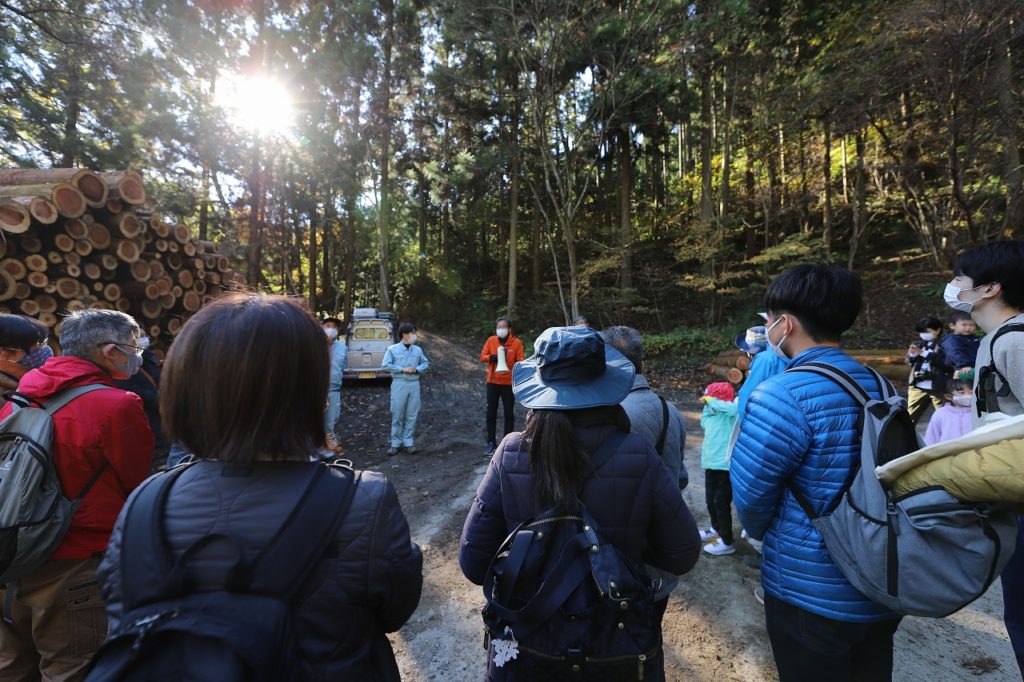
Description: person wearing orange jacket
481,316,525,456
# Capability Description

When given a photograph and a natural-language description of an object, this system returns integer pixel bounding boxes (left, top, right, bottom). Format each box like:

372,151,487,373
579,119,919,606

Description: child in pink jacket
924,380,974,445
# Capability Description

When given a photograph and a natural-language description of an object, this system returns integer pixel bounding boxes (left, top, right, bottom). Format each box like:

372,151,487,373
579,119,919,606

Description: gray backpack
785,362,1017,618
0,384,110,585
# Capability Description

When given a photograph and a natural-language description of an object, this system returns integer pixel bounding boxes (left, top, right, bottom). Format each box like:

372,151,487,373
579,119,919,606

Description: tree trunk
531,208,541,294
308,201,319,312
418,170,428,277
849,130,867,270
619,127,632,290
344,201,356,323
744,150,758,258
61,46,80,167
841,135,850,204
376,0,394,312
507,93,520,317
198,163,210,242
719,67,734,219
823,117,833,256
999,32,1023,236
699,61,714,230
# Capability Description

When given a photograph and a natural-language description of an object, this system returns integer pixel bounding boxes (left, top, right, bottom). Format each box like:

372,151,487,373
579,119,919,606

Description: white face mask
324,327,339,340
951,394,972,408
496,328,509,339
919,332,936,341
943,282,983,313
408,334,418,344
766,316,790,361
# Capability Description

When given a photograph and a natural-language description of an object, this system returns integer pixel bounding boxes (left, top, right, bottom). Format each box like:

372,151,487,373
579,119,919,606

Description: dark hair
948,310,973,324
946,379,971,394
915,317,942,332
24,316,49,343
601,326,643,372
399,322,417,336
322,317,341,326
162,294,328,462
0,314,44,352
954,240,1024,309
496,316,512,328
763,262,863,342
521,406,630,511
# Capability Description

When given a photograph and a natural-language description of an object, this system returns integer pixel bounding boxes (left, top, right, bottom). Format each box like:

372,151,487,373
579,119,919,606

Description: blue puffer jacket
730,346,896,623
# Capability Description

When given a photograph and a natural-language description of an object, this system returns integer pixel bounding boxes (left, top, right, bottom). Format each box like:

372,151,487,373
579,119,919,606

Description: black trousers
486,383,515,444
764,594,901,682
704,469,734,545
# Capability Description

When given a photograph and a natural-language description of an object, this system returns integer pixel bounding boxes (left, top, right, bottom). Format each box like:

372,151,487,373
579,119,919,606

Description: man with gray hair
0,309,153,681
601,325,688,614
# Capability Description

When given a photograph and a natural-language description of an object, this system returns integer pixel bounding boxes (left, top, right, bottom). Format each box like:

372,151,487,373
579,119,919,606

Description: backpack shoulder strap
42,384,112,415
988,322,1024,350
246,463,358,600
786,361,872,405
655,396,670,455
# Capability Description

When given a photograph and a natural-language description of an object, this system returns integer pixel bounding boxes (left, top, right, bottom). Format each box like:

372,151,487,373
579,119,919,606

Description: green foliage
644,326,737,365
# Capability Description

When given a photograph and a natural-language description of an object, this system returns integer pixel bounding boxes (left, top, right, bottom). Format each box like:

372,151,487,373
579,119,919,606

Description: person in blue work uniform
323,316,348,448
382,322,429,456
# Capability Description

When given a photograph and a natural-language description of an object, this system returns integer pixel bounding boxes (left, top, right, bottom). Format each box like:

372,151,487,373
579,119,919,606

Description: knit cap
704,382,736,402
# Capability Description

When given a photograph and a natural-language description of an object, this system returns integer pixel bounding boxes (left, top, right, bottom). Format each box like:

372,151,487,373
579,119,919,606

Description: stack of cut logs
705,348,907,386
0,168,244,349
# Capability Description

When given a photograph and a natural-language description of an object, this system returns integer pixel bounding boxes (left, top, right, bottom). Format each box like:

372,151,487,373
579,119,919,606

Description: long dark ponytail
522,409,588,511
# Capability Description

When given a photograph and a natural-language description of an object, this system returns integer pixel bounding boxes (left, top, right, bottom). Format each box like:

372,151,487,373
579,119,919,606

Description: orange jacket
480,335,524,385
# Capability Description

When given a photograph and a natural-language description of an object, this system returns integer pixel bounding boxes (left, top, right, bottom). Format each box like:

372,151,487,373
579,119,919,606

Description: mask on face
324,327,339,341
496,328,509,339
408,334,418,344
766,316,790,361
115,347,144,378
951,394,972,407
17,345,52,370
943,282,983,313
919,332,936,342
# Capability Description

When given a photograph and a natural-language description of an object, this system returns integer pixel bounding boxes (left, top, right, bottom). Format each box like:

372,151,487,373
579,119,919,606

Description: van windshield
353,327,391,340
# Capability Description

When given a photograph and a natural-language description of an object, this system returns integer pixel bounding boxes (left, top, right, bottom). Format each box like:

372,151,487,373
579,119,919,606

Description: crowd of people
0,240,1021,681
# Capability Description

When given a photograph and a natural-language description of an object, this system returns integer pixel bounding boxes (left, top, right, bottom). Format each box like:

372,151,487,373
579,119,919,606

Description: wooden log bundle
706,347,908,387
0,166,243,350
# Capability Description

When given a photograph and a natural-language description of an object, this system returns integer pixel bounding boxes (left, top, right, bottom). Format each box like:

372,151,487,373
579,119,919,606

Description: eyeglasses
98,341,145,357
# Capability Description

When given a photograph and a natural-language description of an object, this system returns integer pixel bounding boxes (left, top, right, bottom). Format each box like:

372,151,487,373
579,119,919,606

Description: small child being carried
699,382,739,556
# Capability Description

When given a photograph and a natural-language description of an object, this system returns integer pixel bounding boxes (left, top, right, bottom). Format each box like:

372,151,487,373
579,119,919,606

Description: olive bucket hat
512,326,635,410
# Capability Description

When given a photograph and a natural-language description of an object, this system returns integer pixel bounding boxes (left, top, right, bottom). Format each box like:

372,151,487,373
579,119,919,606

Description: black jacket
98,460,423,682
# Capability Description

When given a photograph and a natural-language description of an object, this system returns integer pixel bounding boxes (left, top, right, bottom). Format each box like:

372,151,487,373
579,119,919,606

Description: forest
1,0,1022,339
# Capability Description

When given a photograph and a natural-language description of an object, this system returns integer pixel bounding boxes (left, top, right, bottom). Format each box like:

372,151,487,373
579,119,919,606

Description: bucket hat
735,325,768,354
512,326,635,409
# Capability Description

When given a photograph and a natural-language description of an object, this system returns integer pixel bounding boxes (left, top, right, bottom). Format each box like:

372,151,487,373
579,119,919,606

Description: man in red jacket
0,309,154,682
480,316,524,456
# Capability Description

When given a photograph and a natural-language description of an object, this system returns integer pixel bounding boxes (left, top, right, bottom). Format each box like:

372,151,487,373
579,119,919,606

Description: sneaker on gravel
741,529,764,554
698,528,719,543
754,585,765,605
484,442,497,457
407,445,420,454
386,447,399,456
703,538,736,556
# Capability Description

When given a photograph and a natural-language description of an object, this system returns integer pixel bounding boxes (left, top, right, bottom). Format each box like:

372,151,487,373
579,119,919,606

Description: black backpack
975,322,1024,417
481,432,662,679
86,460,358,682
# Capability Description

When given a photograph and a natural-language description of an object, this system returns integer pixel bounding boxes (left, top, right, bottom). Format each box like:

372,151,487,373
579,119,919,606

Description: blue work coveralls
382,342,429,448
324,339,348,438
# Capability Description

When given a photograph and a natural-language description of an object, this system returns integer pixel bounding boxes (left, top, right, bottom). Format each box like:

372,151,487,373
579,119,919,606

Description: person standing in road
480,316,524,456
382,322,429,456
322,316,348,448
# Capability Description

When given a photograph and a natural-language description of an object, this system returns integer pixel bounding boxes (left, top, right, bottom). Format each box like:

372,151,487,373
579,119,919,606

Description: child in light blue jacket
700,382,739,556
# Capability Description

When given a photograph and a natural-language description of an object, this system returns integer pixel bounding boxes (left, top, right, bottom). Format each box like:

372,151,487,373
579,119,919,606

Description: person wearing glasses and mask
0,314,49,408
0,309,154,681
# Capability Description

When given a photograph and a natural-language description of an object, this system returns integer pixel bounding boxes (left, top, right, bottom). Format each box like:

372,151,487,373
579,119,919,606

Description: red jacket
0,356,154,560
480,335,524,386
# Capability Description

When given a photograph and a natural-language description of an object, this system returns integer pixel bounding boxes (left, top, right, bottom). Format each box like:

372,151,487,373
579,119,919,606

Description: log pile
705,348,907,386
0,167,244,349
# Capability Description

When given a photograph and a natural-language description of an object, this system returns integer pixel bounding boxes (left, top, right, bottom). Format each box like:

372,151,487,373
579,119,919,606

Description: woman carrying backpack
459,326,701,681
94,294,423,681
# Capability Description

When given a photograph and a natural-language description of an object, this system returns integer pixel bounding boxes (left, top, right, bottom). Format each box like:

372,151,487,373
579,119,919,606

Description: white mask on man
324,327,339,341
496,328,509,339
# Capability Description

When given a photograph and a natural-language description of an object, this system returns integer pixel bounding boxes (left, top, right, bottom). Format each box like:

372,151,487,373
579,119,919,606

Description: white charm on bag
492,627,519,667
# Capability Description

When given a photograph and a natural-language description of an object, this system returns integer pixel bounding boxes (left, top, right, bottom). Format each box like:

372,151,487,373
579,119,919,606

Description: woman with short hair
97,294,423,680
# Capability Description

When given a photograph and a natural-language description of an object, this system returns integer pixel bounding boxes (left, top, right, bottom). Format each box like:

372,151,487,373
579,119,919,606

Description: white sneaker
703,538,736,556
698,528,719,543
741,529,763,554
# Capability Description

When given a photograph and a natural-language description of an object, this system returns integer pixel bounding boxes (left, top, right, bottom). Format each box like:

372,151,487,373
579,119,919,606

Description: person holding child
906,316,947,424
699,381,739,556
923,379,974,445
940,311,980,382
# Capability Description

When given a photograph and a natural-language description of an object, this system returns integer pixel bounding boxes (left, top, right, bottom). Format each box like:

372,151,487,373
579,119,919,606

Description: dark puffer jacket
460,418,701,680
97,460,423,682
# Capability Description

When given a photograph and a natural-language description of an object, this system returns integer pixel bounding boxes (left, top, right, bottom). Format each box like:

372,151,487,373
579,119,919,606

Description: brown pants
0,556,108,682
907,385,944,424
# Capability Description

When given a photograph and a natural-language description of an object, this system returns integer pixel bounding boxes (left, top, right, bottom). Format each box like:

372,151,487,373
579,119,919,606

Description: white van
343,308,398,381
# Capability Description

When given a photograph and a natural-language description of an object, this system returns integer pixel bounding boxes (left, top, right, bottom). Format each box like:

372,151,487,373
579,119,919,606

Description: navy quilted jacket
460,423,701,587
730,346,897,622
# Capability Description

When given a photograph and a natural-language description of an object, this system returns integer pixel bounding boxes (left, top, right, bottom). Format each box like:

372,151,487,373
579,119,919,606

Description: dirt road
337,333,1018,681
